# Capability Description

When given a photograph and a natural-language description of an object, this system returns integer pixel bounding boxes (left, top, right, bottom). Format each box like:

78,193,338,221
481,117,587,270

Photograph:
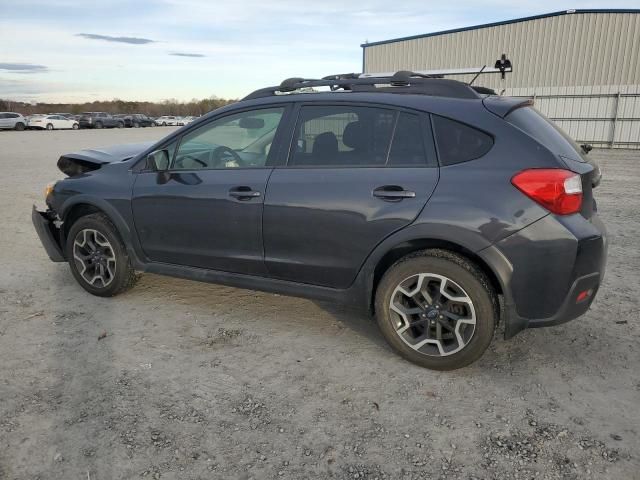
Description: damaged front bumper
32,205,65,262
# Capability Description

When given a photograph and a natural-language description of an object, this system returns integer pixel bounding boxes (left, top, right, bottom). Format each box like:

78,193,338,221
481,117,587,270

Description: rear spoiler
482,96,533,118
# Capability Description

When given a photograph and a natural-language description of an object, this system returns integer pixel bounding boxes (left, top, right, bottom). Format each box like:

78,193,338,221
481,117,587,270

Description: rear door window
388,112,432,166
289,105,395,167
432,115,493,165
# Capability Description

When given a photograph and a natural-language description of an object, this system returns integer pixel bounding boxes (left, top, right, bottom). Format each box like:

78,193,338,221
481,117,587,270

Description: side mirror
146,149,170,171
239,117,265,129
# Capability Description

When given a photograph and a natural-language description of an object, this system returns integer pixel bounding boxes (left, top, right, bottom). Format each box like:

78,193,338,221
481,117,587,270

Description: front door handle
229,186,261,200
373,185,416,201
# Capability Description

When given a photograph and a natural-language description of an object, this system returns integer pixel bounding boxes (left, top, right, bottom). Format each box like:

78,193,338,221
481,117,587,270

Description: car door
0,114,8,129
50,115,63,128
262,103,440,288
132,105,290,275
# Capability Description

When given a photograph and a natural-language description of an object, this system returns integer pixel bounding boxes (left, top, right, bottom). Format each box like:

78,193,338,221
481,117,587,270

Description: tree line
0,97,237,117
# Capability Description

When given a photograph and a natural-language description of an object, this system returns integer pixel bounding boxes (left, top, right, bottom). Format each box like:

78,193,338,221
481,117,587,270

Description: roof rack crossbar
340,54,513,80
360,65,511,78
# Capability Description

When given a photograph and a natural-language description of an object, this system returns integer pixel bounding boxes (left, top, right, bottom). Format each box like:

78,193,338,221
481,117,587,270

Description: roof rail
242,55,512,101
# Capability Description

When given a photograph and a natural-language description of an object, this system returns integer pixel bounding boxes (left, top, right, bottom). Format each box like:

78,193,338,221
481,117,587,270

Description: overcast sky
1,1,638,103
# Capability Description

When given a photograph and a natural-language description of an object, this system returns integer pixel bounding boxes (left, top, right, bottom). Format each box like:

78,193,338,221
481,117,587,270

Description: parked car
25,114,46,128
28,114,79,130
0,112,27,131
122,114,155,128
32,74,607,370
181,116,196,125
78,112,124,129
49,112,74,119
155,115,178,126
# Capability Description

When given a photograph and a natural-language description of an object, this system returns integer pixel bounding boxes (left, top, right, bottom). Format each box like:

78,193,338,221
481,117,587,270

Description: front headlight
45,181,57,200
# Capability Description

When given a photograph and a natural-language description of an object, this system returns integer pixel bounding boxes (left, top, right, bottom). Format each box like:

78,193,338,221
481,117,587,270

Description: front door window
172,108,285,170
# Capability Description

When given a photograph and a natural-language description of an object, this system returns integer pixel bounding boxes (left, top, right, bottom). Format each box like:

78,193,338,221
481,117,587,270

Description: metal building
362,9,640,148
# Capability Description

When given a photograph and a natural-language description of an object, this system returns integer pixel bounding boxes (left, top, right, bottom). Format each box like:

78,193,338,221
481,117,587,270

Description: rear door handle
373,185,416,200
229,186,261,200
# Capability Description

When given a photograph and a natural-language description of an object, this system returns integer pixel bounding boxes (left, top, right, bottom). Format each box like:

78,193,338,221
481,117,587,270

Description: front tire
94,121,103,129
46,123,54,130
117,122,124,128
65,213,138,297
14,122,25,131
72,123,79,130
375,250,496,370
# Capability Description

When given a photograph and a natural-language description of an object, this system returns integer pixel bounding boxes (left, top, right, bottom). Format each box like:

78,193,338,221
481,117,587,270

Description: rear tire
95,121,103,129
14,122,25,131
65,213,138,297
375,249,496,370
117,122,124,128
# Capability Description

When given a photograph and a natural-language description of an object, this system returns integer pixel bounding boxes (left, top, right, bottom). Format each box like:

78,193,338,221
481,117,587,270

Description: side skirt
143,261,367,308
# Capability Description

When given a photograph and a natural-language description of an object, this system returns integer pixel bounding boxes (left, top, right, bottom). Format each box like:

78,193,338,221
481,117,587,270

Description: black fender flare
354,222,514,314
58,195,146,269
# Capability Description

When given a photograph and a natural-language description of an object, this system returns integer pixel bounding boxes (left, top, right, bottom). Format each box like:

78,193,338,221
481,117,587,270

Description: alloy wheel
73,229,117,287
389,273,476,356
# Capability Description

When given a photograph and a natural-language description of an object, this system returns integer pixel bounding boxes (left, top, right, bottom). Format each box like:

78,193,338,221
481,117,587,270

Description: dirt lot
0,128,638,480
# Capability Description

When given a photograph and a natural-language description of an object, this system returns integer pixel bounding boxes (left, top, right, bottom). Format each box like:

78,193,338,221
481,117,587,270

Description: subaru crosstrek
32,74,607,370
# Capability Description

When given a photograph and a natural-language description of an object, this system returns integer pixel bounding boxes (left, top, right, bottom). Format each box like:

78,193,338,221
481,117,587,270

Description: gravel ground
0,128,638,480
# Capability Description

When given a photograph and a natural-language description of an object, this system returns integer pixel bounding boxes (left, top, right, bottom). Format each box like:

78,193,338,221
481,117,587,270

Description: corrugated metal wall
507,86,640,148
363,11,640,148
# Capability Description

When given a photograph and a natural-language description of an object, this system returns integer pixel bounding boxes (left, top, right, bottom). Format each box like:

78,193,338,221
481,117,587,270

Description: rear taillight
511,169,583,215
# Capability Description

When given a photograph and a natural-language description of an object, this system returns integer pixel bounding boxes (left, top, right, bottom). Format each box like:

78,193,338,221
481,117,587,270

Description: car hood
57,142,153,176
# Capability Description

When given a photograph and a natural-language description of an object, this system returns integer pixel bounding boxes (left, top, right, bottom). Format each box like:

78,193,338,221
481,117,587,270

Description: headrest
343,121,366,150
312,131,338,156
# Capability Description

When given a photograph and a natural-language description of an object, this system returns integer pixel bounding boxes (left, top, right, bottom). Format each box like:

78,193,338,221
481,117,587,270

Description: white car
0,112,27,131
155,116,178,126
28,114,79,130
181,116,197,125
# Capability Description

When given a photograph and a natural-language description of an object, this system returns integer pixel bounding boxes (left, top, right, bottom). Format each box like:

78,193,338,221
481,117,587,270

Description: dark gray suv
32,75,607,370
78,112,124,129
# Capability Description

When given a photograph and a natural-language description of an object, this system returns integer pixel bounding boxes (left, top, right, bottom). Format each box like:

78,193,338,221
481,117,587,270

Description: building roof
361,9,640,48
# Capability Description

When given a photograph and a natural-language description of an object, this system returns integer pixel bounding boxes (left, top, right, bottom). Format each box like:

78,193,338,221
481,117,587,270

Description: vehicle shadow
309,300,390,350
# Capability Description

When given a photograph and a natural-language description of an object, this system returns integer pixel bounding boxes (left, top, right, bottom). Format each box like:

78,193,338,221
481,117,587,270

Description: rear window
507,107,583,160
432,115,493,166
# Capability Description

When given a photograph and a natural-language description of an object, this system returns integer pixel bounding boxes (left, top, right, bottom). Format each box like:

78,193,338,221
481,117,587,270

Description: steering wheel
211,145,244,168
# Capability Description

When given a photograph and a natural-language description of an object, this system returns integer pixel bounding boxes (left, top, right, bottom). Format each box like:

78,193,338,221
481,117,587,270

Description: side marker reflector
576,289,593,303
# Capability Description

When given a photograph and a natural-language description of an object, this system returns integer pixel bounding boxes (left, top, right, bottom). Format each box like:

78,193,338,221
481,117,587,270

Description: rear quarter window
432,115,493,166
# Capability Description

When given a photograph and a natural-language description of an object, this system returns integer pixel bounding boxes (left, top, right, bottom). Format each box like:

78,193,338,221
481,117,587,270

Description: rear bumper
526,272,601,328
32,206,65,262
482,212,607,338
